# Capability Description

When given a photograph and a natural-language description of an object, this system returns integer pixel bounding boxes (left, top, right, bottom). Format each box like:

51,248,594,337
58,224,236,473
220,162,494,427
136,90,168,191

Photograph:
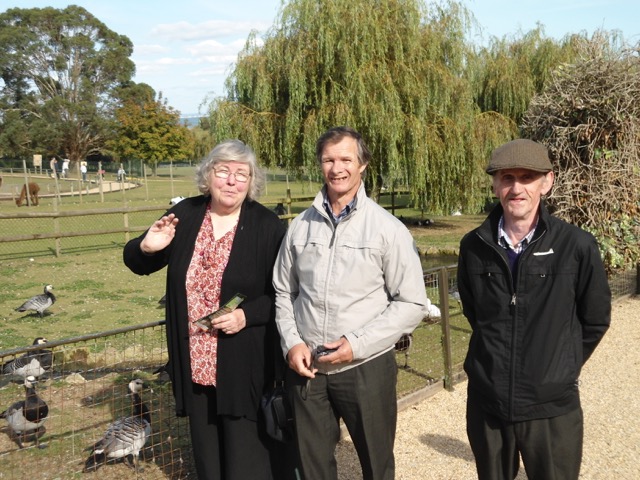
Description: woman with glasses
123,140,287,479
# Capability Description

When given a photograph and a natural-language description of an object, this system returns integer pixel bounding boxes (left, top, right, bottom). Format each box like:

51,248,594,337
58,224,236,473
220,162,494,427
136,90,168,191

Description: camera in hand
316,346,338,357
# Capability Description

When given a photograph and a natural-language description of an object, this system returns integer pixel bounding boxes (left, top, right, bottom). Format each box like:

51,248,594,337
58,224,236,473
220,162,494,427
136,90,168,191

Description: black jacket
123,196,286,420
457,202,611,422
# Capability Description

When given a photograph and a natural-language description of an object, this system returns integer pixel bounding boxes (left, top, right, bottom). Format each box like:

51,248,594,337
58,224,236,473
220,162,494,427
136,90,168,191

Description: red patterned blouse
185,204,237,386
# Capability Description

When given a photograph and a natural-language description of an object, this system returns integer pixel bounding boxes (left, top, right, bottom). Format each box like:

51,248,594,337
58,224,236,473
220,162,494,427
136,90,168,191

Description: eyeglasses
213,167,251,183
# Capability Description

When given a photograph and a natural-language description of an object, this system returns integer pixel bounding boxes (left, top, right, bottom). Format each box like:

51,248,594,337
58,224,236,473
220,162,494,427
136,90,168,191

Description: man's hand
315,337,353,365
287,343,317,378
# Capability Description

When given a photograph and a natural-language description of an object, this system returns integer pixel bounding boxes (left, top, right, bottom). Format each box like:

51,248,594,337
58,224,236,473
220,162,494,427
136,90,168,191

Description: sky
9,1,640,117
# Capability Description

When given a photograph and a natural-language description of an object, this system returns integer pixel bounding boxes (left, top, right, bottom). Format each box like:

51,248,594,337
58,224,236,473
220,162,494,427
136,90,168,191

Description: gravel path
336,296,640,479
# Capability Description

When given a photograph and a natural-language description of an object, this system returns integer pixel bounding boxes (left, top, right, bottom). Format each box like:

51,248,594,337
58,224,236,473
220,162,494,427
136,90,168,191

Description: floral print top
185,203,237,386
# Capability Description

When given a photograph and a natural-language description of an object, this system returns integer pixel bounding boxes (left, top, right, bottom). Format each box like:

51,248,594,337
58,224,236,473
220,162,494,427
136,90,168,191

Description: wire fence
1,261,636,479
0,269,463,479
0,322,194,479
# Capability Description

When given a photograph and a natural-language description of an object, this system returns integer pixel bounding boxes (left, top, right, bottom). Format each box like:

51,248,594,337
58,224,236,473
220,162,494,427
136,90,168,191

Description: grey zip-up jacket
273,182,430,374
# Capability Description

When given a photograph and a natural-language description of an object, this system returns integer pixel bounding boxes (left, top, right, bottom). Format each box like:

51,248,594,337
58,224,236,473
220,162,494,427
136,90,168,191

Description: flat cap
486,139,552,174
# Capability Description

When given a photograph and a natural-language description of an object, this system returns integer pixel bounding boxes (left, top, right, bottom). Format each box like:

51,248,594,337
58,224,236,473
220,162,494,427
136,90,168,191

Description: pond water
421,253,458,272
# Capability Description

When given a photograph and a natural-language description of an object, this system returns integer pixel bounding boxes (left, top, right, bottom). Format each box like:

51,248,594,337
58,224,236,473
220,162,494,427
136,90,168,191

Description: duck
2,337,53,379
83,378,152,472
15,284,56,317
0,375,49,448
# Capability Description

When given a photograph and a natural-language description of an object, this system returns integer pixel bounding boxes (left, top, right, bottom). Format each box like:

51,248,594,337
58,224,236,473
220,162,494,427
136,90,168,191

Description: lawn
0,168,482,350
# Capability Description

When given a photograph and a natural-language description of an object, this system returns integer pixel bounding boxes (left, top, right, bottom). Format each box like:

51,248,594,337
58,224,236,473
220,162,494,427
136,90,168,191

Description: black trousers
466,399,584,480
187,383,280,480
286,350,398,480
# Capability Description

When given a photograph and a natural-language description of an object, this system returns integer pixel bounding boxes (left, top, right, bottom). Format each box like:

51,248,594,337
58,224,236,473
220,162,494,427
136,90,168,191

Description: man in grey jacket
273,126,430,480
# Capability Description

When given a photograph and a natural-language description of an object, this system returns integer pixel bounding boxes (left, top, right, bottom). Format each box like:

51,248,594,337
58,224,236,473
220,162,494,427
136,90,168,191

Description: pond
421,253,458,272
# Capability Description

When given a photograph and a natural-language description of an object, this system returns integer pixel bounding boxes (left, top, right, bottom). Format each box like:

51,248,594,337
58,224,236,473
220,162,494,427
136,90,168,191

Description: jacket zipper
475,229,546,420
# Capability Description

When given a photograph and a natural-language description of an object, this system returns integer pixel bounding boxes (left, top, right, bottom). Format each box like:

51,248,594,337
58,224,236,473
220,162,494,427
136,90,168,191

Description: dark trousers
187,383,277,480
286,350,398,480
466,399,584,480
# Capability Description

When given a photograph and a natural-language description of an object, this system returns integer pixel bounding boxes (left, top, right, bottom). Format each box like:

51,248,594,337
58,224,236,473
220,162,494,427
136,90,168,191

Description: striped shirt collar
323,194,356,224
497,215,537,254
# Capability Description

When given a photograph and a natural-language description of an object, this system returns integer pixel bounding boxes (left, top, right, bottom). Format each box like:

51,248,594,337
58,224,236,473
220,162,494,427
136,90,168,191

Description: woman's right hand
140,213,179,254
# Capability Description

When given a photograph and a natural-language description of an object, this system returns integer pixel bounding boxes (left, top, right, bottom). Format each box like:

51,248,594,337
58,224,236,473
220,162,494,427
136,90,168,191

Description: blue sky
9,1,640,116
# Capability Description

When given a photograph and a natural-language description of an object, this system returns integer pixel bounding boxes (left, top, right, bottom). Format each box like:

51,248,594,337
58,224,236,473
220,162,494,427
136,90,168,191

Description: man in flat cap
456,139,611,479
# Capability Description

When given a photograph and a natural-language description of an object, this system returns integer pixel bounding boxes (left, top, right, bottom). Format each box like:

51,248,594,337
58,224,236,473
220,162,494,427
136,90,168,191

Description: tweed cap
486,139,552,174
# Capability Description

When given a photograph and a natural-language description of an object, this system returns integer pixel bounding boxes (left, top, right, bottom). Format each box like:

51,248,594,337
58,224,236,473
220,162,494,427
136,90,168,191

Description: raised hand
140,213,179,254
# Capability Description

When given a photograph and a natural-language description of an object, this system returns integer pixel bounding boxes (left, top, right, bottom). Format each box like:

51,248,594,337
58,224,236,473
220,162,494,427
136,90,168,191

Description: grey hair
195,139,265,201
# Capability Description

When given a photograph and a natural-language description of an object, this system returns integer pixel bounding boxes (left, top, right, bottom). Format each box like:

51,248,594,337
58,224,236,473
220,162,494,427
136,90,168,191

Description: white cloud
186,38,248,57
152,20,270,42
134,44,170,55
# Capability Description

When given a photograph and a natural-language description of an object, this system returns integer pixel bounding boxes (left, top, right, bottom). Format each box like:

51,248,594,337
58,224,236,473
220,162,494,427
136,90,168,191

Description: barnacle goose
15,284,56,317
2,337,53,379
83,378,152,472
0,375,49,448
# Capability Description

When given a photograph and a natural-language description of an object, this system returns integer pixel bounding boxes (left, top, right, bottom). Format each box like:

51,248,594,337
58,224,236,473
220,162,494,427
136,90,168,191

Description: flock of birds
5,278,460,471
1,335,153,472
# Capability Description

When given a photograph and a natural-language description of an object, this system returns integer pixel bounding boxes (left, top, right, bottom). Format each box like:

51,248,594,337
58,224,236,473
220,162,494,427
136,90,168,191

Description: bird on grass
0,375,49,448
2,337,53,379
83,378,152,472
15,284,56,317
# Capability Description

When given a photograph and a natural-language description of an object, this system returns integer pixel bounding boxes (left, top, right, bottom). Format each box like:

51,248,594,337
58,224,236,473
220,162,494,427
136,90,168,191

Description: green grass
0,168,483,351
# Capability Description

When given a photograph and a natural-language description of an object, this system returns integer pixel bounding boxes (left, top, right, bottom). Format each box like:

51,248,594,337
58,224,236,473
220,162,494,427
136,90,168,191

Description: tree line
1,1,638,272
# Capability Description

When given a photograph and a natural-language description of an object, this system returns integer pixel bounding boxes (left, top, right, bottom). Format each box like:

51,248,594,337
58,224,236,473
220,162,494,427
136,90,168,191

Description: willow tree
209,0,513,214
471,26,580,125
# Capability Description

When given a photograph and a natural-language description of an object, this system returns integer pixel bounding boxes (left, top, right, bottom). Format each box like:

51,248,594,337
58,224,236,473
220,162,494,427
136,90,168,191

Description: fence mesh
0,323,194,479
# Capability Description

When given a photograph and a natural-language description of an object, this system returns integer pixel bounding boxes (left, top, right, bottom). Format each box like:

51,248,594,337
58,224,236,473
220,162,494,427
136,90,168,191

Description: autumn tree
521,31,640,273
0,5,136,163
109,89,193,174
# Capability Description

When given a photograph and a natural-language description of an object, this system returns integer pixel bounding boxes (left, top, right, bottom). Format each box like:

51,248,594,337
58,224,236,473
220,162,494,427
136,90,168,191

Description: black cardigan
123,196,286,419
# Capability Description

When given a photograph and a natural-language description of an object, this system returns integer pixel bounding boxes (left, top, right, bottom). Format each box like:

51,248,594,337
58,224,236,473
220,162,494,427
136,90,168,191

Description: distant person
273,202,286,216
457,139,611,480
50,157,58,179
62,158,70,178
80,162,87,182
123,139,287,479
117,165,126,182
273,126,430,479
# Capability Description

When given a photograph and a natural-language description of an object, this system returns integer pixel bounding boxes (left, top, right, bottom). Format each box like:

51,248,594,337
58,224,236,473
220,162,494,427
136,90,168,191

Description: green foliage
0,5,135,162
471,26,579,124
208,0,515,215
108,92,193,169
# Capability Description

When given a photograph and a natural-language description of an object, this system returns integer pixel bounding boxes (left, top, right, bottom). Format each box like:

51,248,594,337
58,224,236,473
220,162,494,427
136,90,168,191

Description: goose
448,284,462,308
15,284,56,317
83,378,152,472
394,333,413,368
2,337,53,379
0,375,49,448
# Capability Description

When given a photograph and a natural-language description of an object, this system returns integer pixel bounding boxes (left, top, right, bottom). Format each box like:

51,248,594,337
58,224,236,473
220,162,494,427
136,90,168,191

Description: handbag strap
271,325,286,384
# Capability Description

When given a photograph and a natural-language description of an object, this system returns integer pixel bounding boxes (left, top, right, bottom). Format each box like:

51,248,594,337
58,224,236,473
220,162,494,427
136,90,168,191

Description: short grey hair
195,139,265,201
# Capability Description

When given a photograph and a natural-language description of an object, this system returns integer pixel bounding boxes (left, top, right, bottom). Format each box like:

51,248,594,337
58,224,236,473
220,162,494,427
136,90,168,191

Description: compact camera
316,346,338,357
